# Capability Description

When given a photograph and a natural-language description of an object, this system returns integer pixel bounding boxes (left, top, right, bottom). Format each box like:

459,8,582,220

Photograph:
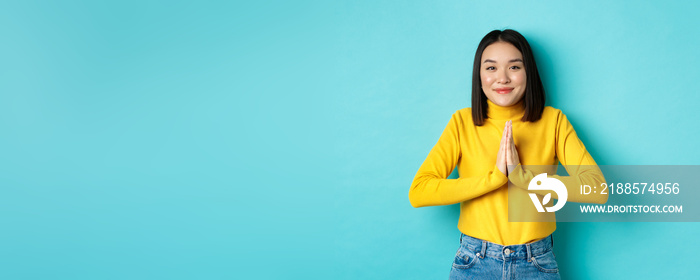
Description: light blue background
1,0,698,279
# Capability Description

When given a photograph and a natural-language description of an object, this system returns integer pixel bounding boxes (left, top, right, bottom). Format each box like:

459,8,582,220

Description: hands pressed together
496,120,520,176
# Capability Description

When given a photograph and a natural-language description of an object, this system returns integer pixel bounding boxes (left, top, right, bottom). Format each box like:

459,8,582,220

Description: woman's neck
486,99,525,120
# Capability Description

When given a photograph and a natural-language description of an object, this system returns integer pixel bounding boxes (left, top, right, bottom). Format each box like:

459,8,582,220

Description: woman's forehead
482,42,523,62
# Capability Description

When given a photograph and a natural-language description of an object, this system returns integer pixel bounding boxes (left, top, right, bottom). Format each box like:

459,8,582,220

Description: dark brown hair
471,29,545,126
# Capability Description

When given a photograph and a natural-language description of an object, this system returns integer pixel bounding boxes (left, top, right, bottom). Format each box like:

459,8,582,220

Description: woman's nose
497,70,510,84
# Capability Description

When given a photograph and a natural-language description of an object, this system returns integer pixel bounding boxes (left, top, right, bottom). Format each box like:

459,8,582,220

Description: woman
408,29,608,279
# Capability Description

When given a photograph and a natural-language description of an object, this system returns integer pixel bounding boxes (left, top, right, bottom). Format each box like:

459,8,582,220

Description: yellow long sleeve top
409,99,607,245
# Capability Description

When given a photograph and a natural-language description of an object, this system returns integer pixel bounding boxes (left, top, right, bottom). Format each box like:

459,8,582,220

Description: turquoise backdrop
1,0,698,279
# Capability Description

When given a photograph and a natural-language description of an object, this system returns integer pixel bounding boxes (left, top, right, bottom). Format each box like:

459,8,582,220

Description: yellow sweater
409,99,607,245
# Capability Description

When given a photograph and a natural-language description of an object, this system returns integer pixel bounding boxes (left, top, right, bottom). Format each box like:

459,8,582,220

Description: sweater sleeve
508,111,608,204
551,111,608,204
409,111,508,208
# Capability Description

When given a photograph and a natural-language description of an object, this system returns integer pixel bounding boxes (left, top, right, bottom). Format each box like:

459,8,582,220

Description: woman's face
480,41,526,107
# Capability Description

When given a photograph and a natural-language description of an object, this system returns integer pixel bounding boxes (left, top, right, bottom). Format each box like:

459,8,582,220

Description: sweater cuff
508,164,529,189
491,165,509,187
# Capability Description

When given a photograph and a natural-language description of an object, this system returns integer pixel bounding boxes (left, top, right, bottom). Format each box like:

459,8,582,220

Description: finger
508,121,512,142
506,121,511,150
510,121,516,162
511,125,517,152
509,120,514,142
508,121,513,148
500,122,507,148
505,124,511,156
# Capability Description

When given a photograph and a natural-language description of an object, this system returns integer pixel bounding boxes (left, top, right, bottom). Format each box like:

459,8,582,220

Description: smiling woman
409,29,607,280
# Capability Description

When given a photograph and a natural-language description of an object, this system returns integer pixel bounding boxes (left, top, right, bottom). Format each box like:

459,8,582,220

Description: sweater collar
486,99,525,120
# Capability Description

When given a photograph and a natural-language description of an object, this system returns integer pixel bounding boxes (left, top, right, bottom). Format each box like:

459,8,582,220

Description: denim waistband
459,233,554,260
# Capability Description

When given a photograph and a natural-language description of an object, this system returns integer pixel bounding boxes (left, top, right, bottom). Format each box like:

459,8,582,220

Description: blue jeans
449,233,561,280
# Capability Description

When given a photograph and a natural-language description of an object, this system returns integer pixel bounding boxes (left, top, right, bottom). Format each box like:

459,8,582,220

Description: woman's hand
496,122,508,176
505,120,521,175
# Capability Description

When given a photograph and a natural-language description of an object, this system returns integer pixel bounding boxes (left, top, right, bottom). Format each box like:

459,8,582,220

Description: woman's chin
491,97,516,107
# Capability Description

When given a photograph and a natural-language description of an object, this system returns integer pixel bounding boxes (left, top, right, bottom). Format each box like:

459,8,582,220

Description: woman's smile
494,87,514,94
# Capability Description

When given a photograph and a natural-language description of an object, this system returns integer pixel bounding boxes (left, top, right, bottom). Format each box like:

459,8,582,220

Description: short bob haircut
471,29,545,126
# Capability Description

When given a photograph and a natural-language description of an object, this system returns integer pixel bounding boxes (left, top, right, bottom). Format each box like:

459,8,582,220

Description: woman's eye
486,66,495,70
510,66,521,70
